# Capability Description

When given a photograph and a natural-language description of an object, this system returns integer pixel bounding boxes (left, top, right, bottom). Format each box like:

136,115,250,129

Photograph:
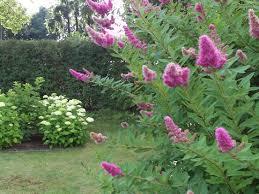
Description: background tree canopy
0,0,29,38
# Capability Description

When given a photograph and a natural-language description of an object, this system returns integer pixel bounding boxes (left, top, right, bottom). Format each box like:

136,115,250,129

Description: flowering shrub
0,93,22,148
76,0,259,193
39,93,94,148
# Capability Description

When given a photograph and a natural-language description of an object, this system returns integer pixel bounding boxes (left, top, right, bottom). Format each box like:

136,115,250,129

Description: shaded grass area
0,110,136,194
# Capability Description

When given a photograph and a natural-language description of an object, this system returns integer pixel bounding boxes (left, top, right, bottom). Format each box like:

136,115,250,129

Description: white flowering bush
39,93,94,148
0,93,22,148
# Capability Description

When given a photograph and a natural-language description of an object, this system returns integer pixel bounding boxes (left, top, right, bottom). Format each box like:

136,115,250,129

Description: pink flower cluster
140,110,153,117
196,35,227,69
123,26,147,50
92,15,115,30
86,26,115,48
182,47,197,59
142,65,157,82
85,0,113,16
164,116,189,143
163,63,190,88
69,68,93,82
194,3,206,22
159,0,171,5
101,161,123,176
121,72,134,81
137,102,154,111
236,49,247,63
90,132,108,144
248,9,259,39
117,40,125,48
215,127,236,152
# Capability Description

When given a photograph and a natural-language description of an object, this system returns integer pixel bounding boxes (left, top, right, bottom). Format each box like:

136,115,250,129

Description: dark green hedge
0,39,128,110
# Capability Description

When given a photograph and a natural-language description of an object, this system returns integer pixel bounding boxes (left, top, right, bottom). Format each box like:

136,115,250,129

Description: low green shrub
7,77,45,139
39,93,94,148
0,93,22,148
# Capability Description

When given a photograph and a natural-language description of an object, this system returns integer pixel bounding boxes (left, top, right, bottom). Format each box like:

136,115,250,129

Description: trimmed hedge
0,39,127,110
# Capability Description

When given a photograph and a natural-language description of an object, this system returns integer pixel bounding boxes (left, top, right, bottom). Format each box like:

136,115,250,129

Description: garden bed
6,134,48,151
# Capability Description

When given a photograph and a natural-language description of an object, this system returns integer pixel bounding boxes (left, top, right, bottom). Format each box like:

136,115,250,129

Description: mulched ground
6,135,49,151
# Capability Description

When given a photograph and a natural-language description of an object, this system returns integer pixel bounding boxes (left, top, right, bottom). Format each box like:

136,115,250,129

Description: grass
0,110,137,194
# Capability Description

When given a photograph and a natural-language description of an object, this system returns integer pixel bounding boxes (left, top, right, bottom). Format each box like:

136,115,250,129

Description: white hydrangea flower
11,106,17,110
40,121,51,126
53,111,62,116
86,117,94,122
69,115,76,119
9,123,14,127
57,128,62,132
66,112,73,117
65,121,71,125
77,108,86,113
67,105,76,111
38,116,44,120
77,112,86,117
0,102,6,107
55,125,60,128
82,122,88,126
43,95,48,98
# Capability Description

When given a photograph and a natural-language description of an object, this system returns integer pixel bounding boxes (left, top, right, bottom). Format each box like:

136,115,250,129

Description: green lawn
0,111,136,194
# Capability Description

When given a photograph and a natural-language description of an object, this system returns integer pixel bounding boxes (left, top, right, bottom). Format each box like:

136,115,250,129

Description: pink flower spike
121,72,134,81
142,65,157,82
194,3,205,21
90,132,108,144
92,15,115,29
123,26,147,50
186,190,194,194
236,49,247,63
140,110,153,117
215,127,236,152
248,9,259,39
196,35,227,69
86,26,115,48
159,0,171,5
182,47,197,59
85,0,113,16
164,116,189,143
69,69,93,82
101,161,123,177
163,63,190,88
117,40,125,48
137,102,154,111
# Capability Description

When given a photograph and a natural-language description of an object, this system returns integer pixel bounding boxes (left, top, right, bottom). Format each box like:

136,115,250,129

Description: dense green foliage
0,93,22,148
7,77,45,140
0,39,128,110
81,0,259,193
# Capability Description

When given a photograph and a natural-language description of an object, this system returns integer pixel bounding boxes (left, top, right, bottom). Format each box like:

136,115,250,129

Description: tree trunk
67,17,71,34
75,12,79,32
0,25,3,40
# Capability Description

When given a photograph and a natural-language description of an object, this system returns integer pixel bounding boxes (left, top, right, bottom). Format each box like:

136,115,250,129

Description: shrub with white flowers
0,93,22,148
39,93,94,148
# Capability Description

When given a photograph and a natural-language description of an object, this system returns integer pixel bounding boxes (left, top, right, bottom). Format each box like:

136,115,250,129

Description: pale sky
17,0,57,15
17,0,124,15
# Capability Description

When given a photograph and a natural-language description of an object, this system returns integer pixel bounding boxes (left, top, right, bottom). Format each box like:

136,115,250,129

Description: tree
46,0,93,39
0,0,29,39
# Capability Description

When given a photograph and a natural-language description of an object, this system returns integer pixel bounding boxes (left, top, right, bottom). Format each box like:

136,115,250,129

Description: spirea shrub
0,93,22,148
76,0,259,193
39,93,94,148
